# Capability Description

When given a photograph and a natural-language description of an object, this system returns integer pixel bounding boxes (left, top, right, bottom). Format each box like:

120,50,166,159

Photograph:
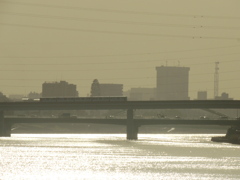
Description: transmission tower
214,62,219,98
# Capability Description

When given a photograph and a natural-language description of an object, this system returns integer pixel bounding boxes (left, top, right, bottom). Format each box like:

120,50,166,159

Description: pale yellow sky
0,0,240,99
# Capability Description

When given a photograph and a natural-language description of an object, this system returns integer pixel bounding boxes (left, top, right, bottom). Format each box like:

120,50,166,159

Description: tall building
156,66,190,100
42,81,78,97
99,84,123,96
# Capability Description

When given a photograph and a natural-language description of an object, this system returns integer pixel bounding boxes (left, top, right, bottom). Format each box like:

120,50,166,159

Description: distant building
28,92,41,99
42,81,78,97
90,79,101,97
0,92,9,102
197,91,207,100
8,94,24,101
99,84,123,96
156,66,190,100
215,92,233,100
128,88,156,101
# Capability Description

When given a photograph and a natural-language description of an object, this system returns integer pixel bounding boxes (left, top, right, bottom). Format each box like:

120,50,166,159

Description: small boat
211,126,240,144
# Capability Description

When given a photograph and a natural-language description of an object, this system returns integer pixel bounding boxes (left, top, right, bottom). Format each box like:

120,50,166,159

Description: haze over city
0,0,240,99
2,2,240,179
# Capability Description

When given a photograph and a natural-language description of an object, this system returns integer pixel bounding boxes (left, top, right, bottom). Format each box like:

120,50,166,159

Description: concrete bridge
1,100,240,140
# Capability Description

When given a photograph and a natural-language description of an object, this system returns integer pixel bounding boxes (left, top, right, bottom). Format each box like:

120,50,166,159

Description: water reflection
0,134,240,180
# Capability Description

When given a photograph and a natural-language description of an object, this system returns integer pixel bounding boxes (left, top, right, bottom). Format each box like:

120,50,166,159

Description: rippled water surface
0,134,240,180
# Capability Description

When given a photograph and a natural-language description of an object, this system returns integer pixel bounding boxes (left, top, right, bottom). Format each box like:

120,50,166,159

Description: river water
0,134,240,180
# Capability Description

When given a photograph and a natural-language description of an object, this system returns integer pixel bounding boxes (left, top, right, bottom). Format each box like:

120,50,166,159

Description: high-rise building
156,66,190,100
99,84,123,96
42,81,78,97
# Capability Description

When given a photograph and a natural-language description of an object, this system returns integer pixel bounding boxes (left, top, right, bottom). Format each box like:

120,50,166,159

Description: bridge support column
4,121,12,137
0,111,11,137
0,111,5,137
127,109,138,140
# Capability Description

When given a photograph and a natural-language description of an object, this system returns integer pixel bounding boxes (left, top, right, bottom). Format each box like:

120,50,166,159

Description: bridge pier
0,111,4,136
127,109,138,140
0,111,11,137
4,121,12,137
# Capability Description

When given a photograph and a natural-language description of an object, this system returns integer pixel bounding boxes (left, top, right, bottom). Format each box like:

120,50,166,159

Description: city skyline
0,0,240,99
3,64,234,101
0,61,238,100
1,2,240,179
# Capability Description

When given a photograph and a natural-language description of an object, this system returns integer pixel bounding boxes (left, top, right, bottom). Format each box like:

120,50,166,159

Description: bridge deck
5,118,240,126
1,100,240,139
0,100,240,110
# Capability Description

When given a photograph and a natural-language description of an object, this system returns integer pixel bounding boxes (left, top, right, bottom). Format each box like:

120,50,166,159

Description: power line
122,86,240,96
0,58,239,76
0,67,207,72
0,66,154,72
124,78,240,88
1,11,240,30
1,44,240,59
1,53,240,66
1,77,239,85
1,74,240,93
0,69,239,79
2,1,240,20
0,22,239,41
2,85,240,92
0,78,239,88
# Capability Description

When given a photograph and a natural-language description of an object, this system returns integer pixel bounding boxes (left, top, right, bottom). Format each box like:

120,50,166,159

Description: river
0,134,240,179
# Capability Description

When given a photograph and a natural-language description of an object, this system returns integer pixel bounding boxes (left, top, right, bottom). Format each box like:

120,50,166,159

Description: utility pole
214,62,219,99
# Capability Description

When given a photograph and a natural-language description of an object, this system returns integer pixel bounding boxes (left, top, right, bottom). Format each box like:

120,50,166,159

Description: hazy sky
0,0,240,99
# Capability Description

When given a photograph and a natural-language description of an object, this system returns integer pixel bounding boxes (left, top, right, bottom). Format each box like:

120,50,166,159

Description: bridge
1,100,240,140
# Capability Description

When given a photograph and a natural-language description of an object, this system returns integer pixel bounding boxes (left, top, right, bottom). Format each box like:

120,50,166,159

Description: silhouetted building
129,88,156,101
0,92,9,102
197,91,207,100
8,94,24,101
156,66,190,100
28,92,41,99
215,92,233,100
42,81,78,97
90,79,101,97
99,84,123,96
